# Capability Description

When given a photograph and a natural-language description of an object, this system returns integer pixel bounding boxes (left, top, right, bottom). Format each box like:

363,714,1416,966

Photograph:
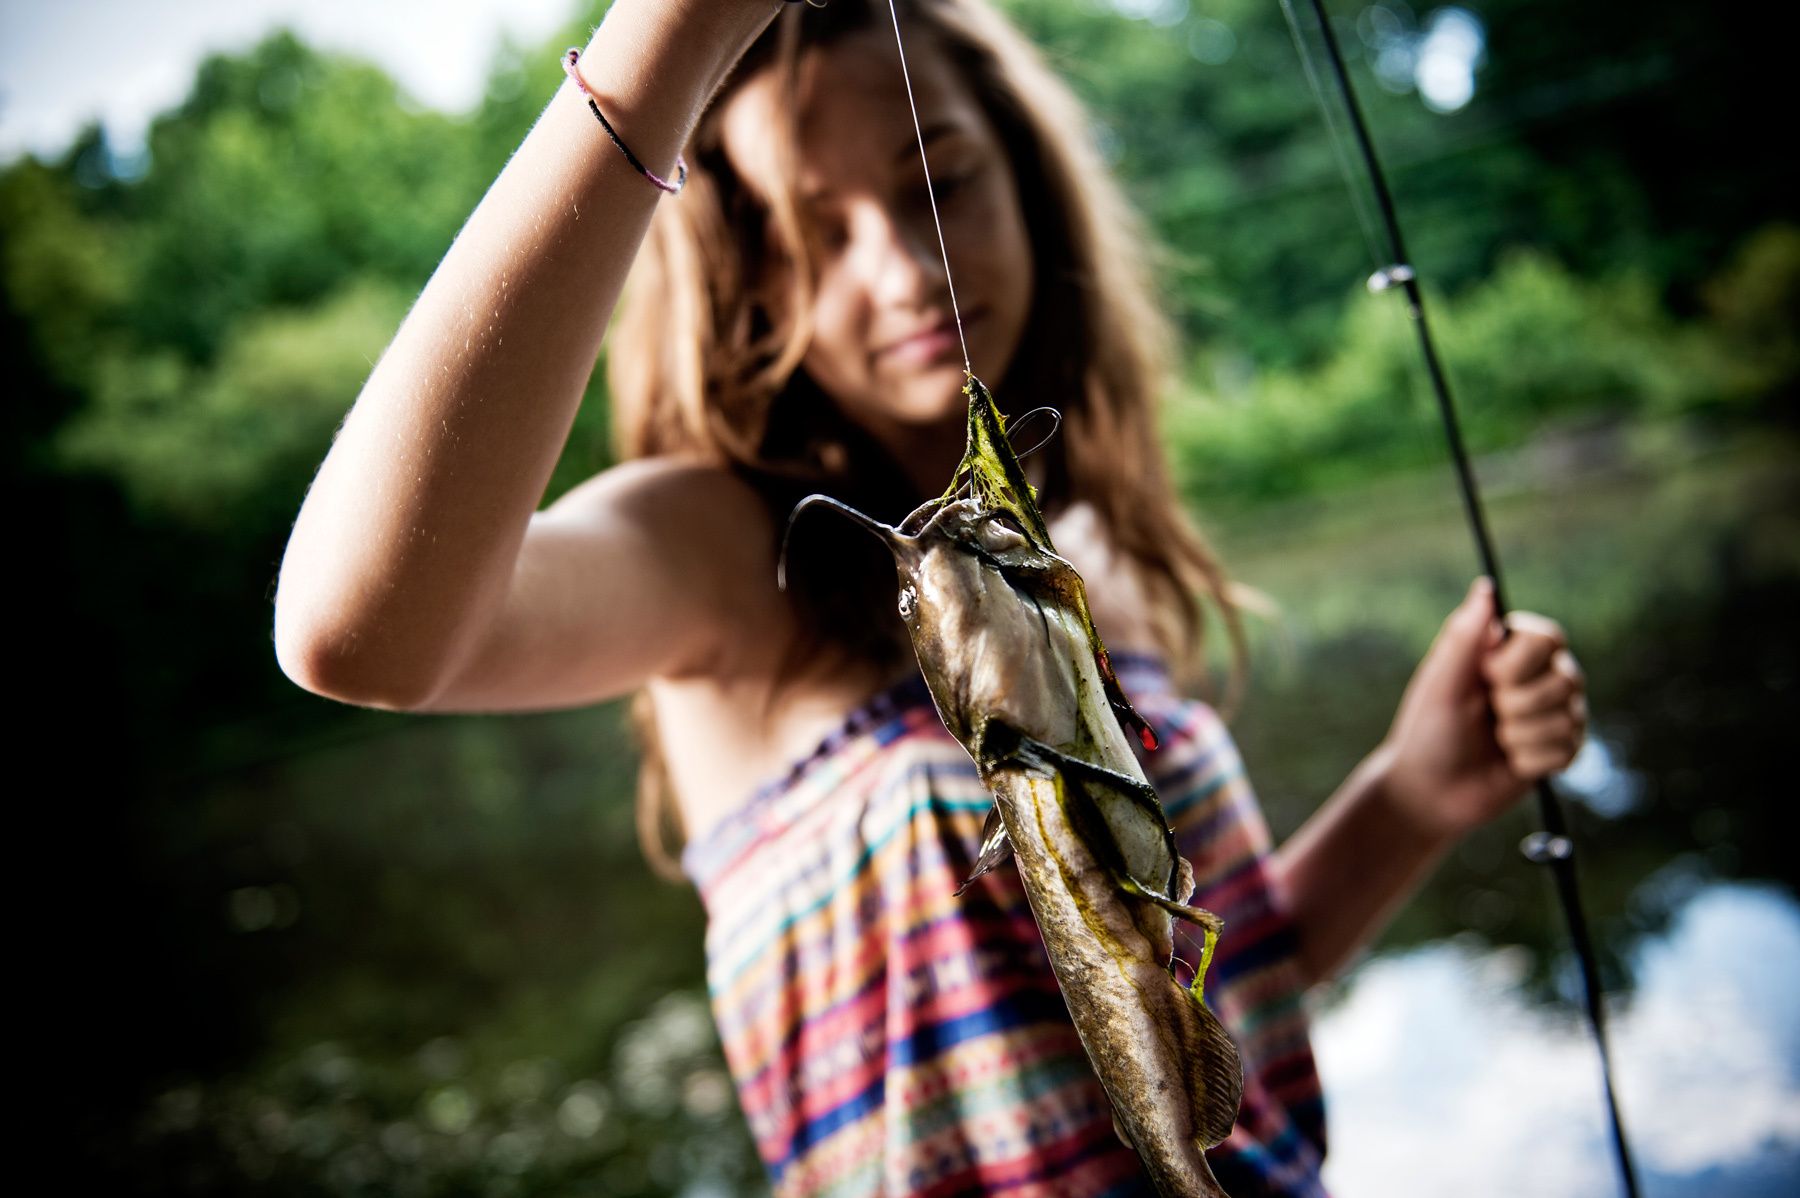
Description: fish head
784,496,1097,756
779,373,1157,760
896,495,1096,747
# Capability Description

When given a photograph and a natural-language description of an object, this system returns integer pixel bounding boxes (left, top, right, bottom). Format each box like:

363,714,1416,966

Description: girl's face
721,27,1035,458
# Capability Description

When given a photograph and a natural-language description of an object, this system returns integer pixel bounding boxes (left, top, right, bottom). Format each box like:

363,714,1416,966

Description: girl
274,1,1588,1194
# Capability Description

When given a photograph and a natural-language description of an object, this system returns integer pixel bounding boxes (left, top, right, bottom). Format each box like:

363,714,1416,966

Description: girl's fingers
1494,700,1587,774
1482,612,1569,687
1496,707,1581,751
1507,744,1581,780
1492,649,1585,718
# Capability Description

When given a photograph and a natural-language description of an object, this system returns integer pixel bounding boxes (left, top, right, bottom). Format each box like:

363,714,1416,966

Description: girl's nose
847,202,940,308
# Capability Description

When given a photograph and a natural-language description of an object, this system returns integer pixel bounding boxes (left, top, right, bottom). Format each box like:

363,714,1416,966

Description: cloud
1312,884,1800,1197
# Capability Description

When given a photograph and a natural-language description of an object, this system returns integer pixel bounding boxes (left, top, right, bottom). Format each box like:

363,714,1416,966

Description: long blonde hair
609,0,1247,879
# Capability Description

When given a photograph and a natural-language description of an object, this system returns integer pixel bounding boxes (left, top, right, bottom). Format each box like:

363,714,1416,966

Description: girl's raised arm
274,0,783,710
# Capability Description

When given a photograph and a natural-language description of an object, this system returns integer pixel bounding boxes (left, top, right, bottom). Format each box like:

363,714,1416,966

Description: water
1207,426,1800,1196
122,425,1799,1196
1313,883,1800,1197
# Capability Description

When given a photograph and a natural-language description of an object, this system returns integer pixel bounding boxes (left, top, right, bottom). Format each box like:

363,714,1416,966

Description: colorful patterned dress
681,653,1329,1197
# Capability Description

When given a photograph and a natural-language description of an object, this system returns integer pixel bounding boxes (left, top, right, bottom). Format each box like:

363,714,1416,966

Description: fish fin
1110,1109,1135,1150
997,733,1184,904
955,804,1014,896
1188,990,1246,1149
1179,925,1243,1147
998,733,1158,815
1094,644,1160,751
1169,853,1198,909
1115,876,1225,934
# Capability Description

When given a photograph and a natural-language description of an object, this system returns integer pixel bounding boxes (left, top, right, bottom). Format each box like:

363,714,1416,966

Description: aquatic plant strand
1276,3,1641,1194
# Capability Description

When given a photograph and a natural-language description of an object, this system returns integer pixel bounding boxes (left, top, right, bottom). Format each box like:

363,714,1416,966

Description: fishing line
1277,0,1387,275
1279,3,1641,1194
883,0,974,379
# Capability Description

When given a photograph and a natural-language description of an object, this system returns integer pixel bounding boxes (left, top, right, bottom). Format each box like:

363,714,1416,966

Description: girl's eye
930,173,970,202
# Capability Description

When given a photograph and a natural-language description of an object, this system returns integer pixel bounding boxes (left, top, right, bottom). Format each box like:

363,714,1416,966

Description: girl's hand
1379,577,1588,837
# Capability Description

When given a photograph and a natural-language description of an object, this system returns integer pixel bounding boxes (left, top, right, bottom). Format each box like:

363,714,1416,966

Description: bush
1166,249,1747,506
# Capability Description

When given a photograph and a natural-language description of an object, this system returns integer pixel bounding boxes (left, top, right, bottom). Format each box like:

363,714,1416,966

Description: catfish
783,376,1244,1197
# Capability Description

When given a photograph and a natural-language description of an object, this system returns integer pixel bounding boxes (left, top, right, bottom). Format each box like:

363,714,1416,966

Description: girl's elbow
273,618,440,712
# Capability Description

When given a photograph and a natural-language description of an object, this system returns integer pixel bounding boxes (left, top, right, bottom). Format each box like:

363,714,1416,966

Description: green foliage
1165,249,1745,506
0,158,133,396
1698,223,1800,417
54,280,410,527
7,27,615,527
121,32,487,362
137,993,758,1198
998,0,1794,376
106,705,759,1197
1001,0,1369,360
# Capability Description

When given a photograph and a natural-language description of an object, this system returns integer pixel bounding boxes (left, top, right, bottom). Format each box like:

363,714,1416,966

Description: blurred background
9,0,1795,1194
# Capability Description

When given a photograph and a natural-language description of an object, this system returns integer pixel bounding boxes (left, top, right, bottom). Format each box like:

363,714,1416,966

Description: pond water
136,424,1797,1197
1313,881,1800,1197
1206,425,1800,1196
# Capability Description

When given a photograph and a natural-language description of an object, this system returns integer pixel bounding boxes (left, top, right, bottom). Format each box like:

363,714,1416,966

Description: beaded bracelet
562,48,687,195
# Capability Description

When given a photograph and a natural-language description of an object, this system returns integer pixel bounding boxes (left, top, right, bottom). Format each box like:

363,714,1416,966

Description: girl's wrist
588,0,787,56
1365,740,1473,846
581,0,785,110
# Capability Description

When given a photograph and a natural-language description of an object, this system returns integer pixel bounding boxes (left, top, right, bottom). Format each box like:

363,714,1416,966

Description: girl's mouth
881,309,983,366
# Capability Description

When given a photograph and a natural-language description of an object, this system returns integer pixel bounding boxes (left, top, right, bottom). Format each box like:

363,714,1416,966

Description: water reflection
1315,883,1800,1196
121,435,1792,1195
1216,435,1800,1195
1557,731,1646,820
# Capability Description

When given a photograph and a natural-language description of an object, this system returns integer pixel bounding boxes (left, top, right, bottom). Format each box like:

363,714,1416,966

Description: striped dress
682,653,1329,1197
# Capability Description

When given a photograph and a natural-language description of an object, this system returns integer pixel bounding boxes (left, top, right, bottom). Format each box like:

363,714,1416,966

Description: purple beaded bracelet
562,48,687,195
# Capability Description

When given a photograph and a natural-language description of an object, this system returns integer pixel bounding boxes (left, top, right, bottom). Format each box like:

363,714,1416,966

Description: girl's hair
609,0,1248,879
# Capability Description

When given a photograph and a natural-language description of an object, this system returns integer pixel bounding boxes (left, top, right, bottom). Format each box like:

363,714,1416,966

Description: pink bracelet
562,48,687,195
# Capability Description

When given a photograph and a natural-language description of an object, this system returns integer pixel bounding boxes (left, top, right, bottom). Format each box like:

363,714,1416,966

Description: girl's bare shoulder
1048,501,1161,656
416,458,790,713
542,456,791,667
551,456,773,543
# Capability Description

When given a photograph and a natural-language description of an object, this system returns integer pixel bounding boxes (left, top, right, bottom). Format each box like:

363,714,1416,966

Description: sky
0,0,1488,165
0,0,583,164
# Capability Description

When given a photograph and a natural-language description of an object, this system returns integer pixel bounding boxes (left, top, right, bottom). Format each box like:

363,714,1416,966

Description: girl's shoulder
559,455,767,529
544,456,794,677
1046,500,1163,658
553,455,779,573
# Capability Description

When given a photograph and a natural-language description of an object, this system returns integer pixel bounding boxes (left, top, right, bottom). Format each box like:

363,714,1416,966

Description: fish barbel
783,376,1244,1197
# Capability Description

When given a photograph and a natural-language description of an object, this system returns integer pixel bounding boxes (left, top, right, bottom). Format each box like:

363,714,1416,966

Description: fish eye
977,513,1027,554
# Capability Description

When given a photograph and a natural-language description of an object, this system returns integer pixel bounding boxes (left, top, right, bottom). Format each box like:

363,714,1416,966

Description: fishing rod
1275,3,1640,1194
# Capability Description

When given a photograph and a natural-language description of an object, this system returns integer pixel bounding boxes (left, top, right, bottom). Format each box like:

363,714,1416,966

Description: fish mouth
778,494,918,592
